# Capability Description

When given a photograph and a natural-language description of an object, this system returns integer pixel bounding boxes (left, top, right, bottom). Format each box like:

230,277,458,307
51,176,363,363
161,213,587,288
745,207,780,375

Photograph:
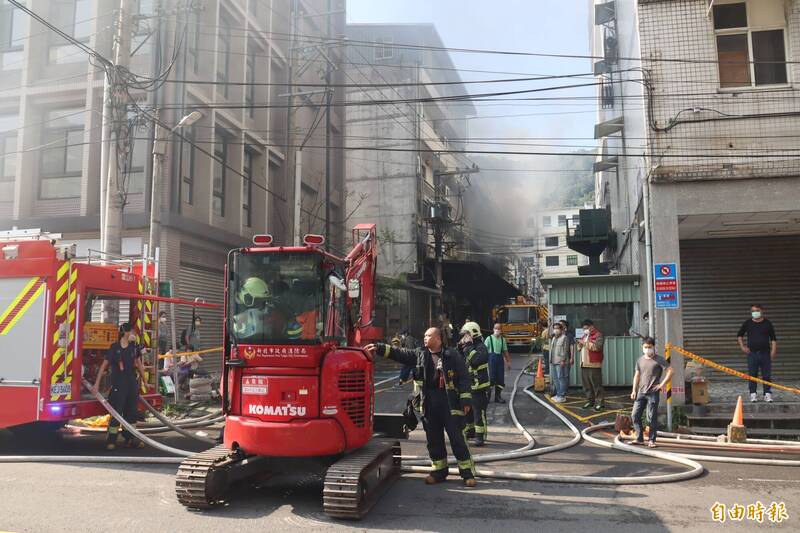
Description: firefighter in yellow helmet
458,321,491,446
232,277,271,339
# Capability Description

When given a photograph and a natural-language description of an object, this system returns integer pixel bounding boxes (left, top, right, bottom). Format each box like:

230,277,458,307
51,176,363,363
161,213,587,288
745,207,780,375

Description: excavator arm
344,224,379,346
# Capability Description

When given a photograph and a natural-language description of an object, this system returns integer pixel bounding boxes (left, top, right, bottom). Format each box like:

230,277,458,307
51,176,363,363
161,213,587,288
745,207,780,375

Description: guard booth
542,274,642,387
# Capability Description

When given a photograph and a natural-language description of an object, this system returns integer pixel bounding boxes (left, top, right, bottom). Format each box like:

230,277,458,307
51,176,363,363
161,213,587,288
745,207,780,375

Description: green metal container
568,336,641,387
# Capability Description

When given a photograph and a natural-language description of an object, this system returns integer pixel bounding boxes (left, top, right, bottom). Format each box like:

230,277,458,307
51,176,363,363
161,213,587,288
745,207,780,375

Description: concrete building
344,23,518,336
0,0,345,368
591,0,800,395
527,205,593,282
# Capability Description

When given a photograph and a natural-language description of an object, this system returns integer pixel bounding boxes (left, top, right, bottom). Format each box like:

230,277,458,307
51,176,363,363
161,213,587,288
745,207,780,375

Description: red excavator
175,224,402,519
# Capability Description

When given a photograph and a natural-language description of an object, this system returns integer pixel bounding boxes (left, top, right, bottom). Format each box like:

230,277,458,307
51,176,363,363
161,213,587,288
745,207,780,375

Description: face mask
493,330,501,337
160,317,166,323
553,329,562,336
643,347,654,356
752,311,762,319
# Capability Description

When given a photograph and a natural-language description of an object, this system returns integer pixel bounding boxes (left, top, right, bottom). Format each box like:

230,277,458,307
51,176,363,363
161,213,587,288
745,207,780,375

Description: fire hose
138,397,219,445
2,370,798,478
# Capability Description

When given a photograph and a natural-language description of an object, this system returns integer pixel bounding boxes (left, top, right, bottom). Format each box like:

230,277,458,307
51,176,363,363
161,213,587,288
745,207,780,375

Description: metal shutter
681,236,800,380
175,265,225,375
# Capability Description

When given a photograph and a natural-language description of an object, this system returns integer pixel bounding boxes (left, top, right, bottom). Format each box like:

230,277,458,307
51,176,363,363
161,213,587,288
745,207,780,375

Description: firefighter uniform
461,337,491,446
104,337,143,448
377,343,476,483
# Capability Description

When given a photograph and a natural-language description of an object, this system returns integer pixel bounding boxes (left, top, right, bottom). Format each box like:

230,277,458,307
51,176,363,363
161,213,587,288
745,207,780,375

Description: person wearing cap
92,323,147,450
577,319,605,411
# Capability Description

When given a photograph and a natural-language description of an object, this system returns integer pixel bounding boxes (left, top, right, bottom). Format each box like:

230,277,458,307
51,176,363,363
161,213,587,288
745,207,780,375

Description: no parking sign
654,263,679,309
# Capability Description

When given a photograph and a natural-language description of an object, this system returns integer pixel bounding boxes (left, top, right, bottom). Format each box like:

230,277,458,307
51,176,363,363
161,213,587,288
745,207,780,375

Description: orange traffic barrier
732,395,744,426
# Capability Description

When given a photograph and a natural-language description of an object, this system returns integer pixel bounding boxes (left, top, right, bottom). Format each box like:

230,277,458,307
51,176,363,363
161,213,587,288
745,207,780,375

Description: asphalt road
1,354,798,532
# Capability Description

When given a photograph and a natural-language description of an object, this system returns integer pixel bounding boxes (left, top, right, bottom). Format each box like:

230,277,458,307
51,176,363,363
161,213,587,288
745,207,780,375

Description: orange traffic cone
534,358,546,393
732,395,744,426
727,395,747,443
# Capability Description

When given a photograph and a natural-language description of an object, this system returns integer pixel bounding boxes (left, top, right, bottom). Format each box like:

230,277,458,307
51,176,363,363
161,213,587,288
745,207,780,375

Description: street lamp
148,110,204,255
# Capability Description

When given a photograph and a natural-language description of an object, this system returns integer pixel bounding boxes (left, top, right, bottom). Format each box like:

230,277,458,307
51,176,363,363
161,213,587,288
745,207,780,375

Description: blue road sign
654,263,679,309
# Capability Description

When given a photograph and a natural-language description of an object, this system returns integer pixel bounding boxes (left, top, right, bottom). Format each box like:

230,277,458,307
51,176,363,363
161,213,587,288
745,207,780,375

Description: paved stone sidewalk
705,379,800,404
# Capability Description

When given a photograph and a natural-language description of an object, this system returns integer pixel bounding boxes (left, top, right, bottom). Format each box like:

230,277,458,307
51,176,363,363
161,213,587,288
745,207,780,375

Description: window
545,256,559,267
245,42,256,116
567,255,578,266
40,108,85,199
180,125,195,205
0,114,17,198
217,19,231,98
713,1,787,88
126,119,149,194
242,149,253,227
213,130,227,216
49,0,92,64
545,236,558,247
186,7,200,73
542,215,552,227
558,214,567,226
131,0,154,57
374,36,392,60
0,1,25,70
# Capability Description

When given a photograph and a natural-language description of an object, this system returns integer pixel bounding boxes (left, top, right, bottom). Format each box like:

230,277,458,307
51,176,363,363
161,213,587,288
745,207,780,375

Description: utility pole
324,0,333,245
286,0,301,246
149,0,178,255
102,0,133,261
429,166,480,318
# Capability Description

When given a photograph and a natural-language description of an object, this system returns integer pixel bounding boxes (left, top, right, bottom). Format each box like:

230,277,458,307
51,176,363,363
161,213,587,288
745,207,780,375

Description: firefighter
458,321,491,447
366,328,477,487
92,322,147,450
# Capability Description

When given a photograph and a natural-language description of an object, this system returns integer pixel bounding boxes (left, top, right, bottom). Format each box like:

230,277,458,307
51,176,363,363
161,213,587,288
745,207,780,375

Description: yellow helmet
237,277,270,307
460,321,482,339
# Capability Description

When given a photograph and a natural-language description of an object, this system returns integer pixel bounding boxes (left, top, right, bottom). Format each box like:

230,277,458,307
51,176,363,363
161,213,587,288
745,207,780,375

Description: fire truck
492,296,548,350
175,224,401,520
0,228,205,430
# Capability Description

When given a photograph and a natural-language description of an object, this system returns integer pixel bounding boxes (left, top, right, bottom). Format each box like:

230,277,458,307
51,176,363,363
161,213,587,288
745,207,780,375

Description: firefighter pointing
458,321,491,447
366,327,477,487
92,322,147,450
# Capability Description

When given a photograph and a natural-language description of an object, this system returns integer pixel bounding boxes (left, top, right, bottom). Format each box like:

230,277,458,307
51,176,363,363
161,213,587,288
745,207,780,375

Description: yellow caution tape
668,343,800,395
157,347,223,359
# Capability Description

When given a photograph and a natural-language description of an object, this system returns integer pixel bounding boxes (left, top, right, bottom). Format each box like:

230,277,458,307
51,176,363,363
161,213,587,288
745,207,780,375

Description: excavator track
322,440,401,520
175,444,238,510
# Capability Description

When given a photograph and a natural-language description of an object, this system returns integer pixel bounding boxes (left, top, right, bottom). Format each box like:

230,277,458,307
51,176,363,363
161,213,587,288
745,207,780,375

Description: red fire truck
0,228,189,429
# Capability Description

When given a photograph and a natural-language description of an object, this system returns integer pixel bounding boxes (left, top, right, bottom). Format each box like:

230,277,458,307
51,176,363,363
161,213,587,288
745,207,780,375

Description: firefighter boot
473,433,485,447
464,478,477,487
494,386,506,404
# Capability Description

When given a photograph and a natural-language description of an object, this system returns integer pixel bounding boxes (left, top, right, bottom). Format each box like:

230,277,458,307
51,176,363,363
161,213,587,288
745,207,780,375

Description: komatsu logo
248,404,306,417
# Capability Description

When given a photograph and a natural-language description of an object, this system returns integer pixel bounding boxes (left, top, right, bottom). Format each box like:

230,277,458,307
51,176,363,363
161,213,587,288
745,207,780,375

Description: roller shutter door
681,235,800,380
175,265,225,374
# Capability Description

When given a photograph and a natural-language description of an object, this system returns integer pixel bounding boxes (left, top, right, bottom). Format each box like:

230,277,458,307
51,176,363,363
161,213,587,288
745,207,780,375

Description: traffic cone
534,358,546,393
727,395,747,443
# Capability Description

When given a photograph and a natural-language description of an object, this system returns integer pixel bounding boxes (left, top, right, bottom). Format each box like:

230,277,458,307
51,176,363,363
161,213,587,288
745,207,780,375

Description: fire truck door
0,277,47,385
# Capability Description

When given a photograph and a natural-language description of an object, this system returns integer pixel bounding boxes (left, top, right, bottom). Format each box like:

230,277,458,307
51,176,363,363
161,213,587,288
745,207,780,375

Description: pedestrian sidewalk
705,379,800,405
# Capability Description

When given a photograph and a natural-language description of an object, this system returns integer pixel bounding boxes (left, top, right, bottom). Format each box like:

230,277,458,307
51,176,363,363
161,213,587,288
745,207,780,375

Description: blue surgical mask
752,311,762,319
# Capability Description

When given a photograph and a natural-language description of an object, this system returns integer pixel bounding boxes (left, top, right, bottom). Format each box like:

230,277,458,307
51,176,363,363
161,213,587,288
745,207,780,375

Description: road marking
375,376,396,387
739,478,800,483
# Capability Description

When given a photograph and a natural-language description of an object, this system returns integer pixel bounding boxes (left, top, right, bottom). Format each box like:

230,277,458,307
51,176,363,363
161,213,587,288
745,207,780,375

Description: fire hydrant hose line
2,372,798,475
402,370,540,465
77,379,195,456
138,397,219,445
